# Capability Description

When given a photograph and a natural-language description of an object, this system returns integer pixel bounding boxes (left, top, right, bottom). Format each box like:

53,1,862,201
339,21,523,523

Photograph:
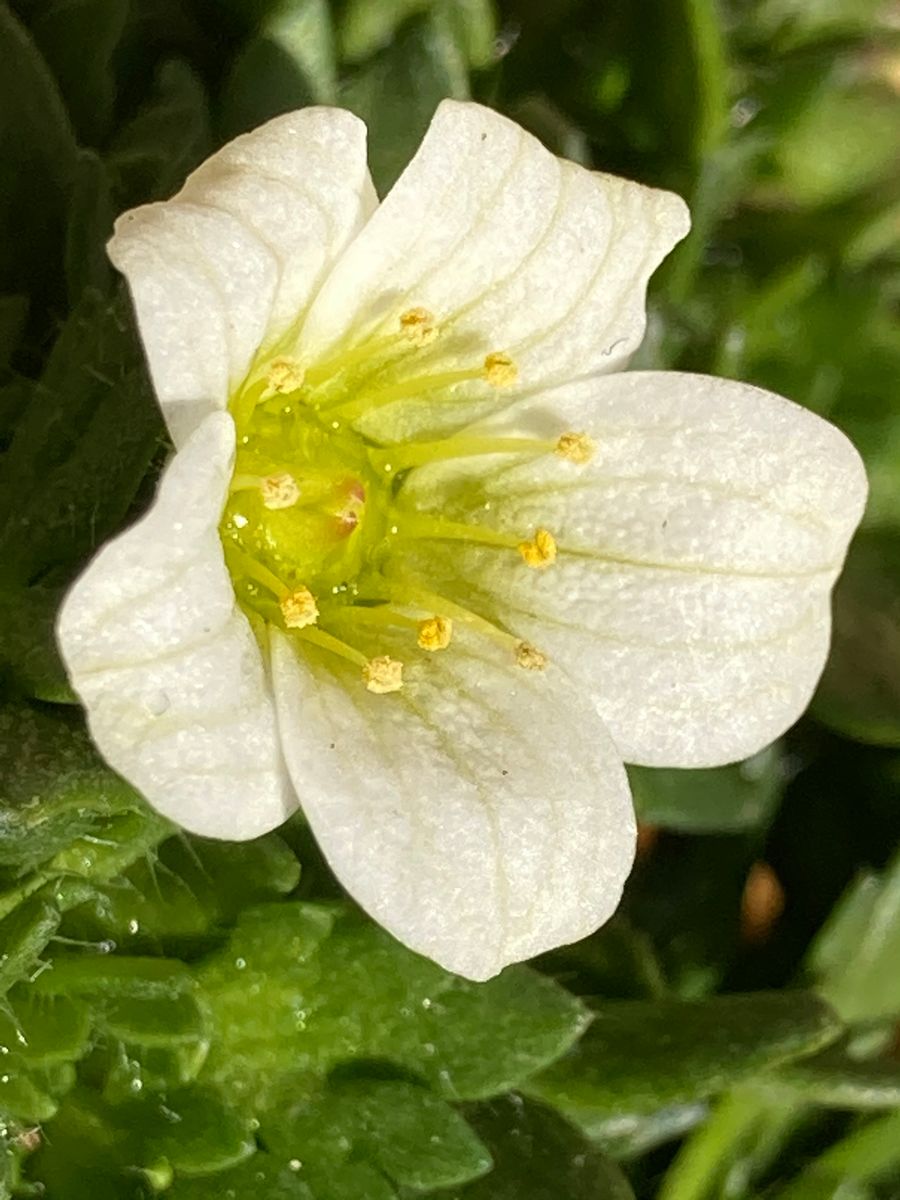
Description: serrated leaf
436,1095,636,1200
197,903,589,1104
525,992,841,1124
220,0,337,139
628,747,783,833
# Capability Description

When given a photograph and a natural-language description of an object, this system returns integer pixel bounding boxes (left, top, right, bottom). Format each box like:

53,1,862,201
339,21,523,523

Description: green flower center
218,311,593,692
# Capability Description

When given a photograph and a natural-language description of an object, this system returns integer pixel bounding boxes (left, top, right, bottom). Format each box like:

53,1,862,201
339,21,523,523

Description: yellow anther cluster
518,527,557,569
267,356,306,395
515,641,547,671
483,352,518,389
555,431,596,465
280,586,319,630
400,307,438,346
417,615,453,652
260,471,301,510
363,655,404,694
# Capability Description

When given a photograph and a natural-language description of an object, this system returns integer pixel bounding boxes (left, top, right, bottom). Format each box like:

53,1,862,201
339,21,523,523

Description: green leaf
32,954,195,1001
812,529,900,747
27,0,127,146
0,1071,57,1123
0,702,146,874
167,1155,315,1199
220,0,337,139
197,903,589,1104
435,1095,636,1200
0,992,90,1065
776,1112,900,1200
0,3,78,305
525,992,841,1127
64,151,115,304
628,747,783,833
60,830,300,950
0,288,163,588
0,898,60,997
95,991,208,1049
340,10,470,192
263,1079,492,1192
108,59,211,203
809,850,900,1024
774,1047,900,1110
140,1086,256,1176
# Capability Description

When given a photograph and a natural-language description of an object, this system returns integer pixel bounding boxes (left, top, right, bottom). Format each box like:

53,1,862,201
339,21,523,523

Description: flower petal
57,412,295,838
108,108,376,447
300,99,688,442
398,372,868,767
269,628,634,980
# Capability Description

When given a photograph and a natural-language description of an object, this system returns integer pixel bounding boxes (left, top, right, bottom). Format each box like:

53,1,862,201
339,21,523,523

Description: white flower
57,102,867,981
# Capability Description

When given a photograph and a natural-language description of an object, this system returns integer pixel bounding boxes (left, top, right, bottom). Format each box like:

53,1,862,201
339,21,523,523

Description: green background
1,0,899,1196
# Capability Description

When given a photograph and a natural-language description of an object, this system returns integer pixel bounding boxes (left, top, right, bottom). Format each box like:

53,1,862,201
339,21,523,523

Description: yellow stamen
363,655,404,694
399,307,438,345
555,431,596,465
518,528,557,569
260,472,301,510
484,352,518,388
294,625,370,668
515,641,547,671
280,586,319,630
267,356,306,395
417,615,453,652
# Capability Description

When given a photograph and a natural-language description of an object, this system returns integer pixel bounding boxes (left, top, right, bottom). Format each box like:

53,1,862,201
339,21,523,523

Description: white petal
108,108,376,447
57,413,295,839
270,628,634,981
300,100,688,442
399,372,868,767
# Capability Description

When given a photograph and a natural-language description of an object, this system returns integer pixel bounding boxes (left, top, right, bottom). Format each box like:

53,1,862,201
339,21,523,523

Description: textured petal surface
108,108,375,447
57,413,295,838
300,100,688,443
270,627,634,980
398,372,868,767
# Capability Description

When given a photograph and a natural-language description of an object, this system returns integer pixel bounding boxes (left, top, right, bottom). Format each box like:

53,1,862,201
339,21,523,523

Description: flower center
219,309,595,693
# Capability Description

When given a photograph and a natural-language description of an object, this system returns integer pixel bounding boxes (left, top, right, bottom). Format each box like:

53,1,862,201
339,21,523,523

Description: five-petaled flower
57,102,867,981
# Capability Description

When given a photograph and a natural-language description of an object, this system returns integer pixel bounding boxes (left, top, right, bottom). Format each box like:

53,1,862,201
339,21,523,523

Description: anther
267,356,306,395
484,352,518,388
363,655,404,694
515,641,547,671
417,615,453,652
555,432,596,465
400,307,438,346
280,586,319,630
260,472,301,510
518,528,557,569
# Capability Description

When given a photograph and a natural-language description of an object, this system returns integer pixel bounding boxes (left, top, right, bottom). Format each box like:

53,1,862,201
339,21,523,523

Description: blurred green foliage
0,0,898,1196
